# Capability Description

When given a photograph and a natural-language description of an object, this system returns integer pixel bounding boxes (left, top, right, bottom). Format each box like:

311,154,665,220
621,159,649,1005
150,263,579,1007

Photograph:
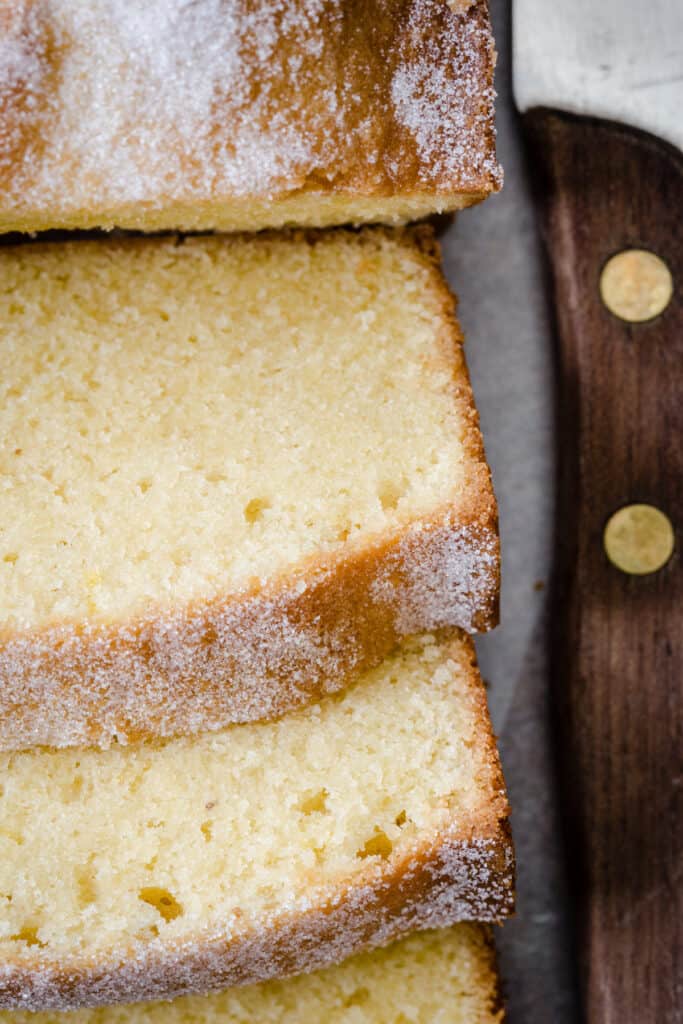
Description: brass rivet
600,249,673,322
604,504,674,575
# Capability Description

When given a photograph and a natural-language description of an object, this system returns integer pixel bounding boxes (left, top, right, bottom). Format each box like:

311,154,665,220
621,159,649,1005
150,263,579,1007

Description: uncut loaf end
0,926,504,1024
0,227,499,752
0,634,513,1011
0,0,500,235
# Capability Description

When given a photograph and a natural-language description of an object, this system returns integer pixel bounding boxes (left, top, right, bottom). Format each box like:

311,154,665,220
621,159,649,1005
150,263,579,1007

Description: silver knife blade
513,0,683,153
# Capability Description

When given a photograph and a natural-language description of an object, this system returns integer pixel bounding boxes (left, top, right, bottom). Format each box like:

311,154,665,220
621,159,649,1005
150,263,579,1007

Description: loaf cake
0,925,504,1023
0,633,513,1011
0,227,499,752
0,0,501,235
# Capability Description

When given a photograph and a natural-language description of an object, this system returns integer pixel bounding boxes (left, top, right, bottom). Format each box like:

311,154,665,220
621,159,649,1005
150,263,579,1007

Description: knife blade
514,0,683,152
512,3,683,1023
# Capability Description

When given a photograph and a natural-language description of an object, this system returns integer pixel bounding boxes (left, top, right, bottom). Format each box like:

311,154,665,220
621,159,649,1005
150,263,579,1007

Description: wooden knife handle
523,109,683,1023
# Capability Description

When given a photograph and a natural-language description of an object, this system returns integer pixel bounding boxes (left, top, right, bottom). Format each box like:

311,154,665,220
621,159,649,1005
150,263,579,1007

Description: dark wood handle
523,109,683,1023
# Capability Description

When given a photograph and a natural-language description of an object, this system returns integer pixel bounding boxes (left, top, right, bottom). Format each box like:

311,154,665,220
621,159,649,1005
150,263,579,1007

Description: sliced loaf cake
0,227,499,751
0,926,504,1023
0,634,513,1011
0,0,500,234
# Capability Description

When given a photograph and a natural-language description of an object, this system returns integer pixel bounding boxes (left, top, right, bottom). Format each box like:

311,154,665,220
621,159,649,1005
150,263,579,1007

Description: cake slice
0,926,504,1023
0,634,513,1011
0,0,501,235
0,227,499,752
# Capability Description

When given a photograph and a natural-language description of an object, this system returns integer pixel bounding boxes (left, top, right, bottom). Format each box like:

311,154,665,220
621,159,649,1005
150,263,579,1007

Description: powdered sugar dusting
0,0,500,226
0,6,55,184
39,0,333,203
391,0,501,185
0,24,38,97
372,516,500,635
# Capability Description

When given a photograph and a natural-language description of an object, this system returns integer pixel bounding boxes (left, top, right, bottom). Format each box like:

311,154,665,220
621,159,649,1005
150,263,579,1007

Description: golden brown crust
0,225,499,753
471,926,507,1022
0,0,500,234
1,926,506,1023
0,637,514,1012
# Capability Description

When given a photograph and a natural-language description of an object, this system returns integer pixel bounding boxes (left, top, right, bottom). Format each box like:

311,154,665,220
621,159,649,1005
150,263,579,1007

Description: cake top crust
0,0,500,224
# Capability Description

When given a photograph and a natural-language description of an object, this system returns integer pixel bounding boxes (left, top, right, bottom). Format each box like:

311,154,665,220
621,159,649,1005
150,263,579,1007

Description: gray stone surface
439,2,580,1019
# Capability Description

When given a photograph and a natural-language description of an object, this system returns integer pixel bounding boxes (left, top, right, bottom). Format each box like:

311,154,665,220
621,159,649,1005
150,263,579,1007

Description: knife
512,3,683,1022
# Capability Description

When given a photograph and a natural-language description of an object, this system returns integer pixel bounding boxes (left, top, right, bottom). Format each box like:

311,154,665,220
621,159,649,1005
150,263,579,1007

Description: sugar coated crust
0,226,500,753
0,925,506,1023
0,0,501,234
0,637,514,1012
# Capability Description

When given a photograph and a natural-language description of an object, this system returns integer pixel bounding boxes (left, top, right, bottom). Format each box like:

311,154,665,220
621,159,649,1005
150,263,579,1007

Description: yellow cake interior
1,192,478,236
0,230,473,630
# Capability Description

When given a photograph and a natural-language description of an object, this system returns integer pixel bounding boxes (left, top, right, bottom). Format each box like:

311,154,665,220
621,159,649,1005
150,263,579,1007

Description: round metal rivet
600,249,673,322
604,504,674,575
